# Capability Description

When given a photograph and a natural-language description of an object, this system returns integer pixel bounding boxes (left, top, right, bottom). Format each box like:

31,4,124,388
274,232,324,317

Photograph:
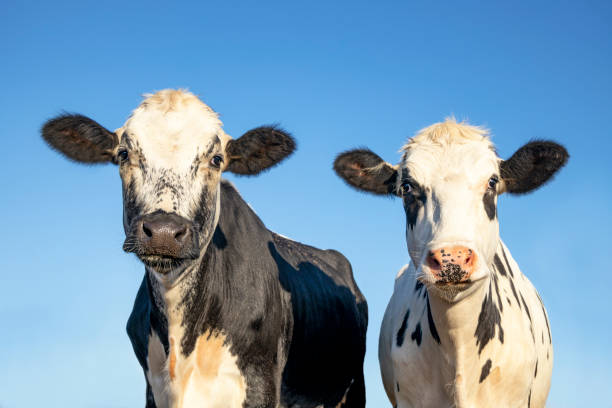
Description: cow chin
428,278,485,303
420,268,489,303
138,254,191,275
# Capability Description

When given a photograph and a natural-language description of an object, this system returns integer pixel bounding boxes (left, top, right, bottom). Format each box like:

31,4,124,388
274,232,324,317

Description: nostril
465,255,472,265
142,223,153,238
174,227,187,242
427,252,441,269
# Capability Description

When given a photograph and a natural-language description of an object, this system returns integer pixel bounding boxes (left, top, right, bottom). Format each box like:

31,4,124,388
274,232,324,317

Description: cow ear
334,149,398,196
224,125,296,175
41,114,119,164
500,140,569,194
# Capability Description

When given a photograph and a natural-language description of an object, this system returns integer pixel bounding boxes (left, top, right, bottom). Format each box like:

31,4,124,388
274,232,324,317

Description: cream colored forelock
401,117,494,160
141,89,217,115
127,89,223,130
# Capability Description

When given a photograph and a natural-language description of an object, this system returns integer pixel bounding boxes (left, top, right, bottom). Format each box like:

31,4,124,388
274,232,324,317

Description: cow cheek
192,184,220,245
122,179,143,233
481,218,500,263
405,211,431,265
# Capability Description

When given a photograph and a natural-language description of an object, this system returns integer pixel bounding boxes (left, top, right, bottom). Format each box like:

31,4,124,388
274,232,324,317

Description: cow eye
210,155,223,168
488,176,499,190
401,181,413,195
118,149,129,163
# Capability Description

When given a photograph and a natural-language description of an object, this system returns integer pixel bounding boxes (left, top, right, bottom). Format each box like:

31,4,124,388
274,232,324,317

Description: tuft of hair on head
137,88,219,117
401,117,493,154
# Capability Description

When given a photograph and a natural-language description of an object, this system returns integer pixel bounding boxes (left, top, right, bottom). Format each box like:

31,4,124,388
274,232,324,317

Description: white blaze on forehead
118,90,232,216
400,118,499,187
123,89,232,170
400,119,501,274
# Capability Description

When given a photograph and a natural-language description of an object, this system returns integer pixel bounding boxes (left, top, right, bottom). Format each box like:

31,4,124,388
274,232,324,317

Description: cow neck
424,254,509,403
427,277,489,331
146,180,275,357
425,274,490,383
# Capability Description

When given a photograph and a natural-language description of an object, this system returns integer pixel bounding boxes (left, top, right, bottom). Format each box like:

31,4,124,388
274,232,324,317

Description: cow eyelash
400,181,414,195
488,176,499,190
117,149,129,163
210,155,224,168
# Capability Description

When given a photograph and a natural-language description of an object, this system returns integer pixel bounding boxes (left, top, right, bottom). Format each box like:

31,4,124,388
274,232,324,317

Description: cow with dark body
41,90,367,408
334,119,568,408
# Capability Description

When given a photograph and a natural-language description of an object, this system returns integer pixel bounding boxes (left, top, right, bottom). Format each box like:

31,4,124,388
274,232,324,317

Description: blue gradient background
1,1,610,406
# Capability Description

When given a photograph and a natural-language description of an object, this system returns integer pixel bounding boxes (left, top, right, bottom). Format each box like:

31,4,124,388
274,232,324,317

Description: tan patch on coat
179,330,247,407
145,329,247,407
169,337,177,380
180,366,194,395
196,332,225,378
489,366,502,385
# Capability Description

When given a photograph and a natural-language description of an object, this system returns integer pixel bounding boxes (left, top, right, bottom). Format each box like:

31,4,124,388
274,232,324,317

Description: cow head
334,119,568,301
42,89,295,280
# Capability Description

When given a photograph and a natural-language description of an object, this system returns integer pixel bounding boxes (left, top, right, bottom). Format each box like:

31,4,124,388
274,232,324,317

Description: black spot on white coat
410,323,422,346
474,283,504,354
493,254,507,277
401,169,426,231
492,273,504,313
479,359,492,383
425,295,441,344
396,309,410,347
527,388,532,408
414,280,424,294
483,189,496,220
501,246,515,278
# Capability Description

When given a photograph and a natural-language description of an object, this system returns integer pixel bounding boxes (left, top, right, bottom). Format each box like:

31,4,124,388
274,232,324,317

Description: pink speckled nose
426,246,477,284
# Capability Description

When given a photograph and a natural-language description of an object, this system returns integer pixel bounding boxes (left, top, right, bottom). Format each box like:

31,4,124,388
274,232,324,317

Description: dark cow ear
334,149,398,196
225,125,296,175
41,114,119,164
500,140,569,194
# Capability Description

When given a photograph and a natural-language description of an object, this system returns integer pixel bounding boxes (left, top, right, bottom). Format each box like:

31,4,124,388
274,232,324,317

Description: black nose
135,212,194,257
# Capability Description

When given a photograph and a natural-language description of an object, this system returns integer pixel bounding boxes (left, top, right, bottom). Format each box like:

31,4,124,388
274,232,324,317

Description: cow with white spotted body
41,90,367,408
334,119,568,408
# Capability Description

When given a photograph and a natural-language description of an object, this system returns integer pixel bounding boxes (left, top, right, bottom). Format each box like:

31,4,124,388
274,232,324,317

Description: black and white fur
42,89,367,408
334,119,567,408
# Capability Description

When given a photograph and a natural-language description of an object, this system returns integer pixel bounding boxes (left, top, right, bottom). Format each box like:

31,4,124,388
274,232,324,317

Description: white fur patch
179,332,247,408
378,119,552,407
399,118,501,282
146,275,247,408
118,89,232,217
146,331,246,408
379,243,553,408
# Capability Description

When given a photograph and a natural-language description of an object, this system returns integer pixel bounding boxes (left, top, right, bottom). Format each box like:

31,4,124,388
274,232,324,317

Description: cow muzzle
123,211,199,273
426,245,478,285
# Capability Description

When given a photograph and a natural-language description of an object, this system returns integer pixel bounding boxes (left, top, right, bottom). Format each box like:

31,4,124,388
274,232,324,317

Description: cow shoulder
270,235,367,407
271,233,362,295
126,276,152,371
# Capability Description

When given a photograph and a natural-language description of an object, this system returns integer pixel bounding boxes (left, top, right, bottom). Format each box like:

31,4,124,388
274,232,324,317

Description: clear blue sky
1,1,610,406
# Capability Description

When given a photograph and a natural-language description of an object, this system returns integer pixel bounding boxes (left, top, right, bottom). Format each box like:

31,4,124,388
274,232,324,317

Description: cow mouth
434,280,472,289
139,254,187,274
